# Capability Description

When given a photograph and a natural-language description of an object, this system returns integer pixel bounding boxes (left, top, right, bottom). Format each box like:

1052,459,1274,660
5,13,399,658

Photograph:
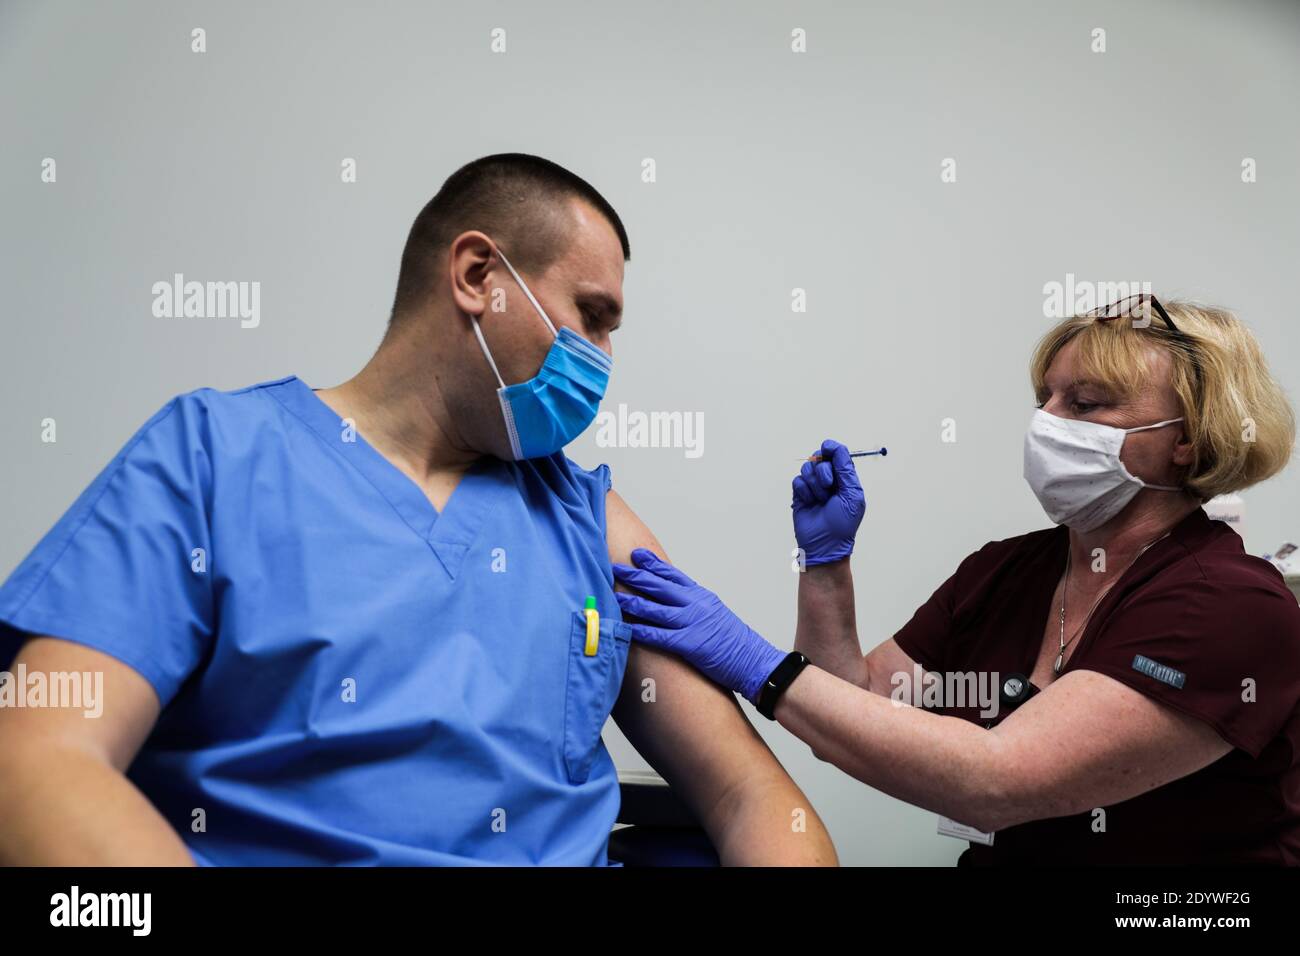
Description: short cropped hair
1029,301,1295,500
389,153,629,324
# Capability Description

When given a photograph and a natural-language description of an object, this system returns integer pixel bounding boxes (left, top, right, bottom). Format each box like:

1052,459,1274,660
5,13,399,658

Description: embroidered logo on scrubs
1131,654,1185,689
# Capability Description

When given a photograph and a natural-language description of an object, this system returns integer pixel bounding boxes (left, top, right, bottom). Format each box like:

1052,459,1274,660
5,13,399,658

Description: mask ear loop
470,317,506,389
1124,416,1184,434
1123,417,1187,491
494,246,559,338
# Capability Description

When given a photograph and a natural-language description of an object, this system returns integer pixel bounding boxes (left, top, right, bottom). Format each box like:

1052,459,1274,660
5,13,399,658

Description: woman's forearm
794,560,867,687
775,664,1006,832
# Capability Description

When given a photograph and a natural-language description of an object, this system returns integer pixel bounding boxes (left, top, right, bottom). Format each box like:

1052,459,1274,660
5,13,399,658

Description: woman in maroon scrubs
614,296,1300,864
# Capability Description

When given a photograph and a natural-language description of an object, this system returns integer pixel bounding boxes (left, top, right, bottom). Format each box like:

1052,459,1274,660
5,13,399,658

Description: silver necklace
1054,531,1171,675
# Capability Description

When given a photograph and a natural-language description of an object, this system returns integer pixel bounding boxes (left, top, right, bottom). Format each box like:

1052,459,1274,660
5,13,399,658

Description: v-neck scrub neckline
265,375,502,581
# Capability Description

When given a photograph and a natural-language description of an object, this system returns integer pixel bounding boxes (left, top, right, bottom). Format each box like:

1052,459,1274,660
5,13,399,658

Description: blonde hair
1029,300,1295,500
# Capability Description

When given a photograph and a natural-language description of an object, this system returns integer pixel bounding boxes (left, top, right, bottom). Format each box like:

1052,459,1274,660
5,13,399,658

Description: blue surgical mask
470,245,612,460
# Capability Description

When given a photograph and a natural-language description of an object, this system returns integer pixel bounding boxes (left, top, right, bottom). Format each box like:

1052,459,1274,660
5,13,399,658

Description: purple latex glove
611,549,786,703
792,438,866,566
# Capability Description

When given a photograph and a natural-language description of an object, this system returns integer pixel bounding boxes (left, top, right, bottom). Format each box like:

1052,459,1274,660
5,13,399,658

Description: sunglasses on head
1086,292,1178,330
1084,292,1203,399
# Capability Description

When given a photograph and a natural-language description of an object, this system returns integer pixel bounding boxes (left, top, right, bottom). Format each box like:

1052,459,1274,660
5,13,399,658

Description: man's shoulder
150,376,298,431
509,453,613,538
517,452,612,498
169,375,298,413
112,377,301,471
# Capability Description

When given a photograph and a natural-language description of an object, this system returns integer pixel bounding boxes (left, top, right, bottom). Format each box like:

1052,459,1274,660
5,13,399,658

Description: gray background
2,0,1298,865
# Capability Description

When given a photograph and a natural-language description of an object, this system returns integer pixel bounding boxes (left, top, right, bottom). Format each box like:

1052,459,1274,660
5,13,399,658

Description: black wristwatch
755,652,811,720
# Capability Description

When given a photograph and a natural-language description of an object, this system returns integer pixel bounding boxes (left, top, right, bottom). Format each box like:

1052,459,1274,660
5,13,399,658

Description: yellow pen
584,595,600,656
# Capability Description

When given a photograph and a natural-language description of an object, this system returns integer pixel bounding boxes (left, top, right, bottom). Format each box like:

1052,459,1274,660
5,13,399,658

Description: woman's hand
612,549,787,703
793,439,866,566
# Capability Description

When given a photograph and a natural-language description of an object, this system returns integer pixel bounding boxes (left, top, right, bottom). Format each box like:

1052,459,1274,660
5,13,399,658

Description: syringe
803,447,888,463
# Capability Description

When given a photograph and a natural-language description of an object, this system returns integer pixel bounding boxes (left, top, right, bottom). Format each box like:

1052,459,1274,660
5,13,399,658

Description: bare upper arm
862,637,922,697
0,636,161,773
604,487,657,573
983,668,1232,829
604,489,790,828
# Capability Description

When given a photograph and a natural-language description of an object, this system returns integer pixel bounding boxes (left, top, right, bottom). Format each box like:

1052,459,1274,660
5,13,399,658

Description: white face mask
1023,408,1185,533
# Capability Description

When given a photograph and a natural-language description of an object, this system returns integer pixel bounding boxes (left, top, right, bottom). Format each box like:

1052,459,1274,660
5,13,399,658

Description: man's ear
448,231,496,318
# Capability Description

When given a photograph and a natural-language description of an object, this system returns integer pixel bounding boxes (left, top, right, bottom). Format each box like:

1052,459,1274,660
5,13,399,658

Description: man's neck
315,328,481,494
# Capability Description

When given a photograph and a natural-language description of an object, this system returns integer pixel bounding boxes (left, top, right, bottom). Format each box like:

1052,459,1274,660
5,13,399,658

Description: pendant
1053,652,1064,675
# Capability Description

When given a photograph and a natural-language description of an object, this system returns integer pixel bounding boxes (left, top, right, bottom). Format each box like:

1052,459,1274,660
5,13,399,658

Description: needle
804,447,887,462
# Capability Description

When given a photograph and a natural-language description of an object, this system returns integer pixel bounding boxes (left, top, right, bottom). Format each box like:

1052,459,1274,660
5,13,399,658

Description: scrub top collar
265,375,506,582
1048,504,1213,565
1042,504,1217,676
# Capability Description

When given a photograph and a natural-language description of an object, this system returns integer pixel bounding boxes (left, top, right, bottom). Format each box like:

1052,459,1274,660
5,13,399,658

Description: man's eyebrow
576,291,622,320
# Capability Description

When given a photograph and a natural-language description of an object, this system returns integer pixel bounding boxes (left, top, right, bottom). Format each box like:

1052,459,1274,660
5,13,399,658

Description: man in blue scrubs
0,154,835,865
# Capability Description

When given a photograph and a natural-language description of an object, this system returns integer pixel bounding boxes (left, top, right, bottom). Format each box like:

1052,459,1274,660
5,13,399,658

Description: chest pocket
562,610,632,784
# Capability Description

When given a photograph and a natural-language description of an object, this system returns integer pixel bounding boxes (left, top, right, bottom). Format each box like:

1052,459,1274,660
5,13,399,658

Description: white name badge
937,815,995,845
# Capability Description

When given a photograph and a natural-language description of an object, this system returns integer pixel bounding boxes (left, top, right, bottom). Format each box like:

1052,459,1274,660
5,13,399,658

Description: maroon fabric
893,507,1300,864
